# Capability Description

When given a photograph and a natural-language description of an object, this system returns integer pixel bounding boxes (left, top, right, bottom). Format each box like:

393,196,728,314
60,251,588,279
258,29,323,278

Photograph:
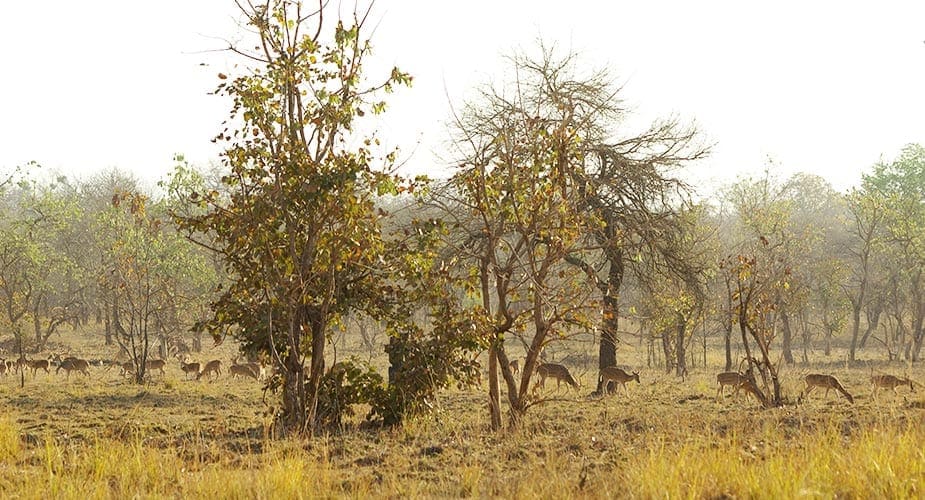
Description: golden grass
1,332,924,498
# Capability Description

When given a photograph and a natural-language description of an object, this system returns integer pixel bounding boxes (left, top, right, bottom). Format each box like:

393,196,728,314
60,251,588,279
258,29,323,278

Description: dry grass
0,331,923,498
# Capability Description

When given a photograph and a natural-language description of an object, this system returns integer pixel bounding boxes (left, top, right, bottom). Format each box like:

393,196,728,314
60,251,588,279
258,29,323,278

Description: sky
1,1,923,193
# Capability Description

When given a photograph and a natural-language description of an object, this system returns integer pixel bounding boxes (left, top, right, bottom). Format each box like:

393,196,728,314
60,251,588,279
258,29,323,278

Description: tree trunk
858,304,881,349
912,303,925,362
596,257,623,394
848,300,862,362
281,309,308,433
723,322,733,372
778,311,794,364
675,314,686,378
487,346,502,431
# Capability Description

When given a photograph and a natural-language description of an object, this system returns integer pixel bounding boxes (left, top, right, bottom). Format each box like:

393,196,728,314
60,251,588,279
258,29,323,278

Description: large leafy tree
861,144,925,360
175,1,412,433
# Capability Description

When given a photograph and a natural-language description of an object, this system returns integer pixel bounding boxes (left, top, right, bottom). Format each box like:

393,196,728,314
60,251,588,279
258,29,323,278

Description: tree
842,189,884,361
98,192,205,384
0,169,87,354
860,144,925,360
441,48,602,429
175,1,413,433
635,205,711,378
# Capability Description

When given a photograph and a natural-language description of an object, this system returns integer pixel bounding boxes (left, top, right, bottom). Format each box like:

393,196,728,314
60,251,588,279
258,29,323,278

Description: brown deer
716,372,750,398
534,363,580,393
229,357,260,381
178,359,201,380
56,357,90,379
198,360,222,381
600,366,640,395
801,373,854,403
871,374,915,396
143,359,166,377
118,361,135,378
26,358,51,376
509,359,520,377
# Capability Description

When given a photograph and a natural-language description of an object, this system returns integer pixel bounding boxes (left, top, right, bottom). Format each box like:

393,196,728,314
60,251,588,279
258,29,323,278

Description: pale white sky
1,1,922,193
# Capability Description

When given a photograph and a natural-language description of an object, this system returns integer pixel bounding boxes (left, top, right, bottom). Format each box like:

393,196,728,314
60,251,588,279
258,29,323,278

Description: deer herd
0,349,916,406
0,353,269,384
522,360,915,405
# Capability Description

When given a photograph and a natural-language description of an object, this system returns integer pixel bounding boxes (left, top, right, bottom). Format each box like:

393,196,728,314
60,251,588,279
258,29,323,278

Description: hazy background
1,1,922,191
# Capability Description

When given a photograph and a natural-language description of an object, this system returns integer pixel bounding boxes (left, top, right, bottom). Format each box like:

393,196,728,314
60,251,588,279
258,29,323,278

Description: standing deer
600,366,640,395
198,360,222,381
871,374,915,397
178,359,201,380
56,357,90,379
26,358,51,376
534,363,580,393
144,359,167,377
800,373,854,403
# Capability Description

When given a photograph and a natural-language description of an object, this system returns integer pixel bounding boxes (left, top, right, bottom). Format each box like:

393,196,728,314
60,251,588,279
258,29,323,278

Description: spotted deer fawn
600,366,640,395
801,373,854,403
198,360,222,381
534,363,580,393
870,374,915,396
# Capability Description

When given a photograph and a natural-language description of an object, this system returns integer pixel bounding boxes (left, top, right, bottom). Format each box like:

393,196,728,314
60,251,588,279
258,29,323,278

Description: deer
870,374,915,397
118,361,135,378
229,357,260,381
178,358,201,380
599,366,640,395
198,360,222,381
800,373,854,403
509,359,520,377
533,363,580,393
56,357,90,379
145,359,167,377
26,358,51,376
716,371,751,399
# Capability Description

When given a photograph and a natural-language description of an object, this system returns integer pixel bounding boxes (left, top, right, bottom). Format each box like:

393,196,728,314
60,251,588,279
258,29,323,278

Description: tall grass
0,380,923,498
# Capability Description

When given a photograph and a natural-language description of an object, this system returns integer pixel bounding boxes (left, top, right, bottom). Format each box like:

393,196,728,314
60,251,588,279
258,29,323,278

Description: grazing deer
198,360,222,381
600,366,640,395
56,357,90,379
871,374,915,396
801,373,854,403
716,372,750,398
534,363,580,393
145,359,167,377
178,359,201,380
229,357,260,381
118,361,135,378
